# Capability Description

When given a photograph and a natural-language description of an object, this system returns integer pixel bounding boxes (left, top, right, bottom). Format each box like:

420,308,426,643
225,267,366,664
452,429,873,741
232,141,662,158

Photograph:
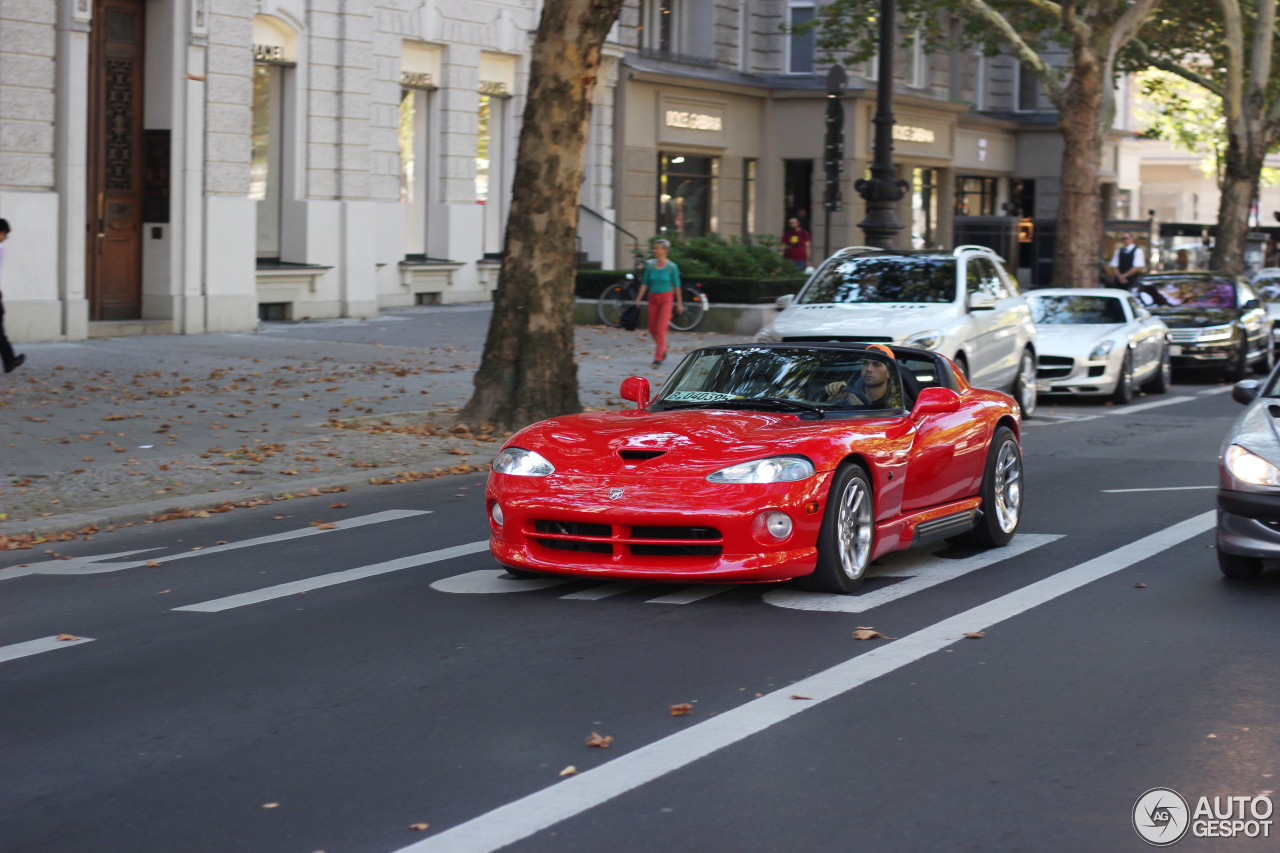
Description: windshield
1143,276,1236,309
797,256,956,305
1029,295,1126,325
654,347,907,413
1254,280,1280,303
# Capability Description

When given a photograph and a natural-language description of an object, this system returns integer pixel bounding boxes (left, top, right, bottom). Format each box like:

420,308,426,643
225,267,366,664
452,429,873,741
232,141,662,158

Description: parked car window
1256,280,1280,303
1126,296,1149,320
1028,295,1126,325
798,256,956,304
1145,276,1237,308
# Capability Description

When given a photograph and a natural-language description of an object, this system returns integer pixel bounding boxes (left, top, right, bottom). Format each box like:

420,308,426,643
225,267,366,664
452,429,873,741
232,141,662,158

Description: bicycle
596,266,708,331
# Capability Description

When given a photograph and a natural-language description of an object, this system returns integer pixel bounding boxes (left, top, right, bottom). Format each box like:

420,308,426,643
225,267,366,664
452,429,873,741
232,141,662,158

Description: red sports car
485,343,1023,593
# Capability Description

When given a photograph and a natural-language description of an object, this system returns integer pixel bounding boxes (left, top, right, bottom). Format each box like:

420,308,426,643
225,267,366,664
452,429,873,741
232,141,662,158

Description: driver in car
824,344,903,409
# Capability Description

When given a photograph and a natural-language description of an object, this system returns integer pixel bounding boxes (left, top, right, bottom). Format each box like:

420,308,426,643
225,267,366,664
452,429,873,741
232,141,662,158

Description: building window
907,28,925,87
658,153,717,239
1016,61,1039,111
476,93,505,256
783,159,813,233
788,2,816,74
399,89,429,256
742,158,757,241
955,176,998,216
912,167,938,248
251,63,284,259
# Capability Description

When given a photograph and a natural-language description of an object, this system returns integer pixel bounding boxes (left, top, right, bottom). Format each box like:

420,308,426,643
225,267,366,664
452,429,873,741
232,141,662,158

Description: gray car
1217,371,1280,578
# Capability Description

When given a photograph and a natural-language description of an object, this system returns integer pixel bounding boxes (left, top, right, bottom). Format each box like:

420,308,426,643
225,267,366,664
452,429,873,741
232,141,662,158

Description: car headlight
1197,325,1235,343
756,326,781,343
1088,341,1115,361
1225,444,1280,486
904,330,944,350
492,447,555,476
708,456,815,484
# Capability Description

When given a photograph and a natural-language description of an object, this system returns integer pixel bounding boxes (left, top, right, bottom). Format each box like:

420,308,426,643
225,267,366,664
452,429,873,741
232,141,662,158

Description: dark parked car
1135,272,1273,380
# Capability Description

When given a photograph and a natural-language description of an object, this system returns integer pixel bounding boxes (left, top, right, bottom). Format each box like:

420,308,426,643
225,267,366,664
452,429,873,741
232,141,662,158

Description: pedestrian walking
781,216,812,272
0,218,25,375
634,238,683,367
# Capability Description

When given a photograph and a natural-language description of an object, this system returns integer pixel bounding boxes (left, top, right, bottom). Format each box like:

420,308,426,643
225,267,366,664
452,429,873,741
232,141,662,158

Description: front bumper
1034,356,1118,396
1168,340,1236,367
486,472,833,583
1216,488,1280,558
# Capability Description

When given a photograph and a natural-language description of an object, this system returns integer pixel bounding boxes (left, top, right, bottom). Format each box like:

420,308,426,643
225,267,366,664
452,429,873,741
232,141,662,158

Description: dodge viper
485,343,1023,593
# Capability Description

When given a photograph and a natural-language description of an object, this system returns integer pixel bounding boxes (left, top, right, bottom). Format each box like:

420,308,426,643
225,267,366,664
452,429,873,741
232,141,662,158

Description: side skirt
872,497,983,560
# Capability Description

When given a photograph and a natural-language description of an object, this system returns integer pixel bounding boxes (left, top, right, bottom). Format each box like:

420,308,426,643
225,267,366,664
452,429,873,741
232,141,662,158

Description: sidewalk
0,305,742,543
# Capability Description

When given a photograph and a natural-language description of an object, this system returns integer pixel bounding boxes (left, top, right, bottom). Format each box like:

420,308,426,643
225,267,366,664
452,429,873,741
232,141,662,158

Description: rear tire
1111,349,1134,405
1228,338,1249,382
1011,348,1037,418
950,426,1022,548
668,285,708,332
797,464,875,593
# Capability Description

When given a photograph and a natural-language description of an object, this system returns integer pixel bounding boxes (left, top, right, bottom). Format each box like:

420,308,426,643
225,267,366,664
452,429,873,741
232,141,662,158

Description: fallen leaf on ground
1133,582,1147,588
670,703,693,716
146,559,160,567
329,502,347,508
585,731,614,748
853,627,896,640
409,823,429,831
963,632,985,639
791,694,813,700
261,802,279,809
56,633,80,641
314,523,337,530
559,766,577,776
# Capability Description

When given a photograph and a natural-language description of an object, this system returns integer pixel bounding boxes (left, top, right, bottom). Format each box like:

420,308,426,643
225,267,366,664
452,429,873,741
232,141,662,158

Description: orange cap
865,343,895,359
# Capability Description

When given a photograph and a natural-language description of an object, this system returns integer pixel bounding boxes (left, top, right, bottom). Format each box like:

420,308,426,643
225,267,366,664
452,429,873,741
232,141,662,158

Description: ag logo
1134,787,1190,846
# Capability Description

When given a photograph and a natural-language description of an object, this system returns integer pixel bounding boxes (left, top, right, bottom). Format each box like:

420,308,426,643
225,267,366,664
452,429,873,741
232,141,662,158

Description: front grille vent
629,526,722,557
533,520,612,554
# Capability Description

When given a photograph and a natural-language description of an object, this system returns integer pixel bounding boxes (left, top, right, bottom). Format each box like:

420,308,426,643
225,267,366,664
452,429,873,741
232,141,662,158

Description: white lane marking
174,541,490,612
647,585,741,604
0,635,95,663
1198,386,1234,395
431,569,570,594
395,511,1214,853
1102,485,1217,493
0,510,429,581
1103,395,1197,414
763,534,1061,613
561,582,641,600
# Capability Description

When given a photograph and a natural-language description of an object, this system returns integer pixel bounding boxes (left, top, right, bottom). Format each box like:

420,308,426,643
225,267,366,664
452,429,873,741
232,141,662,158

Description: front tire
1253,338,1275,376
1218,548,1263,580
1141,344,1172,394
1111,349,1134,405
1011,348,1037,418
951,426,1022,548
1228,338,1249,382
799,464,875,593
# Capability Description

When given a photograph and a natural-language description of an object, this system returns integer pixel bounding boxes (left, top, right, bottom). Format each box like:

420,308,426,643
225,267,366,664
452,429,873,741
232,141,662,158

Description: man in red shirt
781,217,811,271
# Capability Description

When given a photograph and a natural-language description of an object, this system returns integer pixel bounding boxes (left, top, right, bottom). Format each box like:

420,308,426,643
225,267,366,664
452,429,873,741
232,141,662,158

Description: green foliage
638,233,799,278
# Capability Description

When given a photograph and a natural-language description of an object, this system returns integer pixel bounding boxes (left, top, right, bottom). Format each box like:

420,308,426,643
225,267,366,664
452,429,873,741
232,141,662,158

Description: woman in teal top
634,239,684,366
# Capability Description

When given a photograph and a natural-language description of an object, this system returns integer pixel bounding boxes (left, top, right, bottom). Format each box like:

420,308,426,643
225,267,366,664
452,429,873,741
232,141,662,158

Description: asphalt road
4,381,1279,853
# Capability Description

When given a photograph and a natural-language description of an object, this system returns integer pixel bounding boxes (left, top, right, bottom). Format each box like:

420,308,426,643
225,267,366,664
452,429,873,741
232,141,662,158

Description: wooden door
87,0,145,321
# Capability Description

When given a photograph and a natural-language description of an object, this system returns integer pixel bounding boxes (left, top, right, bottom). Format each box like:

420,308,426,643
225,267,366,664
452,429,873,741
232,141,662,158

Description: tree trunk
457,0,624,432
1211,137,1260,274
1051,50,1108,288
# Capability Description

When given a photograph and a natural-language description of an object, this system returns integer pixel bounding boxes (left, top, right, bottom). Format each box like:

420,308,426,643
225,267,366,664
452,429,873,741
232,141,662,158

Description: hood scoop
619,449,667,462
1269,404,1280,419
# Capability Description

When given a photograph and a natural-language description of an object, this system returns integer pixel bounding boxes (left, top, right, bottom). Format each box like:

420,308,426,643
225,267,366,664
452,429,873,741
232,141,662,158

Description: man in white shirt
1107,232,1147,288
0,218,25,374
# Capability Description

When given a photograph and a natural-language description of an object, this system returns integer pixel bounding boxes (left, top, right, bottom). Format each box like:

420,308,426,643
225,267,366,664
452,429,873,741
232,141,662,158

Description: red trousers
647,290,674,361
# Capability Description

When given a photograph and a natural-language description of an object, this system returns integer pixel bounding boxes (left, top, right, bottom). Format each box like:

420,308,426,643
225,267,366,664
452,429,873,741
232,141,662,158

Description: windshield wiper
661,397,825,419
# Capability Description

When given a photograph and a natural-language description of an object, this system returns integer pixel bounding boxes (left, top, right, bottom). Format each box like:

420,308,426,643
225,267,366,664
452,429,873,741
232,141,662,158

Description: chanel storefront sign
658,95,727,147
665,110,722,132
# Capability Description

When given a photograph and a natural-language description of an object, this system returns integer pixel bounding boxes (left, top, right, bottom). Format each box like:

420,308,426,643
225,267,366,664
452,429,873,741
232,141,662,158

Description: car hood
1225,399,1280,463
1148,307,1237,328
770,302,958,339
501,409,910,477
1034,324,1128,356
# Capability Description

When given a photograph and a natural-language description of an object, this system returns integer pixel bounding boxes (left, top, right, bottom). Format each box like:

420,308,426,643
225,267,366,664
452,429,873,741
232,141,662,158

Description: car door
961,257,1003,388
1238,280,1271,359
987,260,1032,388
1126,295,1162,378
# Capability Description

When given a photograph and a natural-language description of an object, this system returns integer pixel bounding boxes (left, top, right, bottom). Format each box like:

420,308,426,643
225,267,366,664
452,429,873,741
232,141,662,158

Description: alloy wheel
993,439,1022,533
836,476,874,580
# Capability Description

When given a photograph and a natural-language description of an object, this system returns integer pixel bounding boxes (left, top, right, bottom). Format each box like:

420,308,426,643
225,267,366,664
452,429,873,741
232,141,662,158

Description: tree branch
1128,39,1225,97
956,0,1065,104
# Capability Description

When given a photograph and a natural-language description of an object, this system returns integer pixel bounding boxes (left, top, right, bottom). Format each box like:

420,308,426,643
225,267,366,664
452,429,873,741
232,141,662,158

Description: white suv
757,246,1038,415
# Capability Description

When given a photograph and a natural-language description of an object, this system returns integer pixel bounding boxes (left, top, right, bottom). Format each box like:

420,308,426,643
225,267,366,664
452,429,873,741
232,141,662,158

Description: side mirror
968,292,997,311
910,386,963,419
775,294,795,310
1243,298,1261,310
620,376,651,409
1233,379,1261,405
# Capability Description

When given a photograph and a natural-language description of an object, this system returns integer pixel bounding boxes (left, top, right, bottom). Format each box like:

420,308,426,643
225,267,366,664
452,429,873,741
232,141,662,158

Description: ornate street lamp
855,0,908,249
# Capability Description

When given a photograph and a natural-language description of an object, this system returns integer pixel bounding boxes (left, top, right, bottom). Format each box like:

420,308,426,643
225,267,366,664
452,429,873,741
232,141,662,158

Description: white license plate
1169,345,1183,356
1035,379,1051,392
